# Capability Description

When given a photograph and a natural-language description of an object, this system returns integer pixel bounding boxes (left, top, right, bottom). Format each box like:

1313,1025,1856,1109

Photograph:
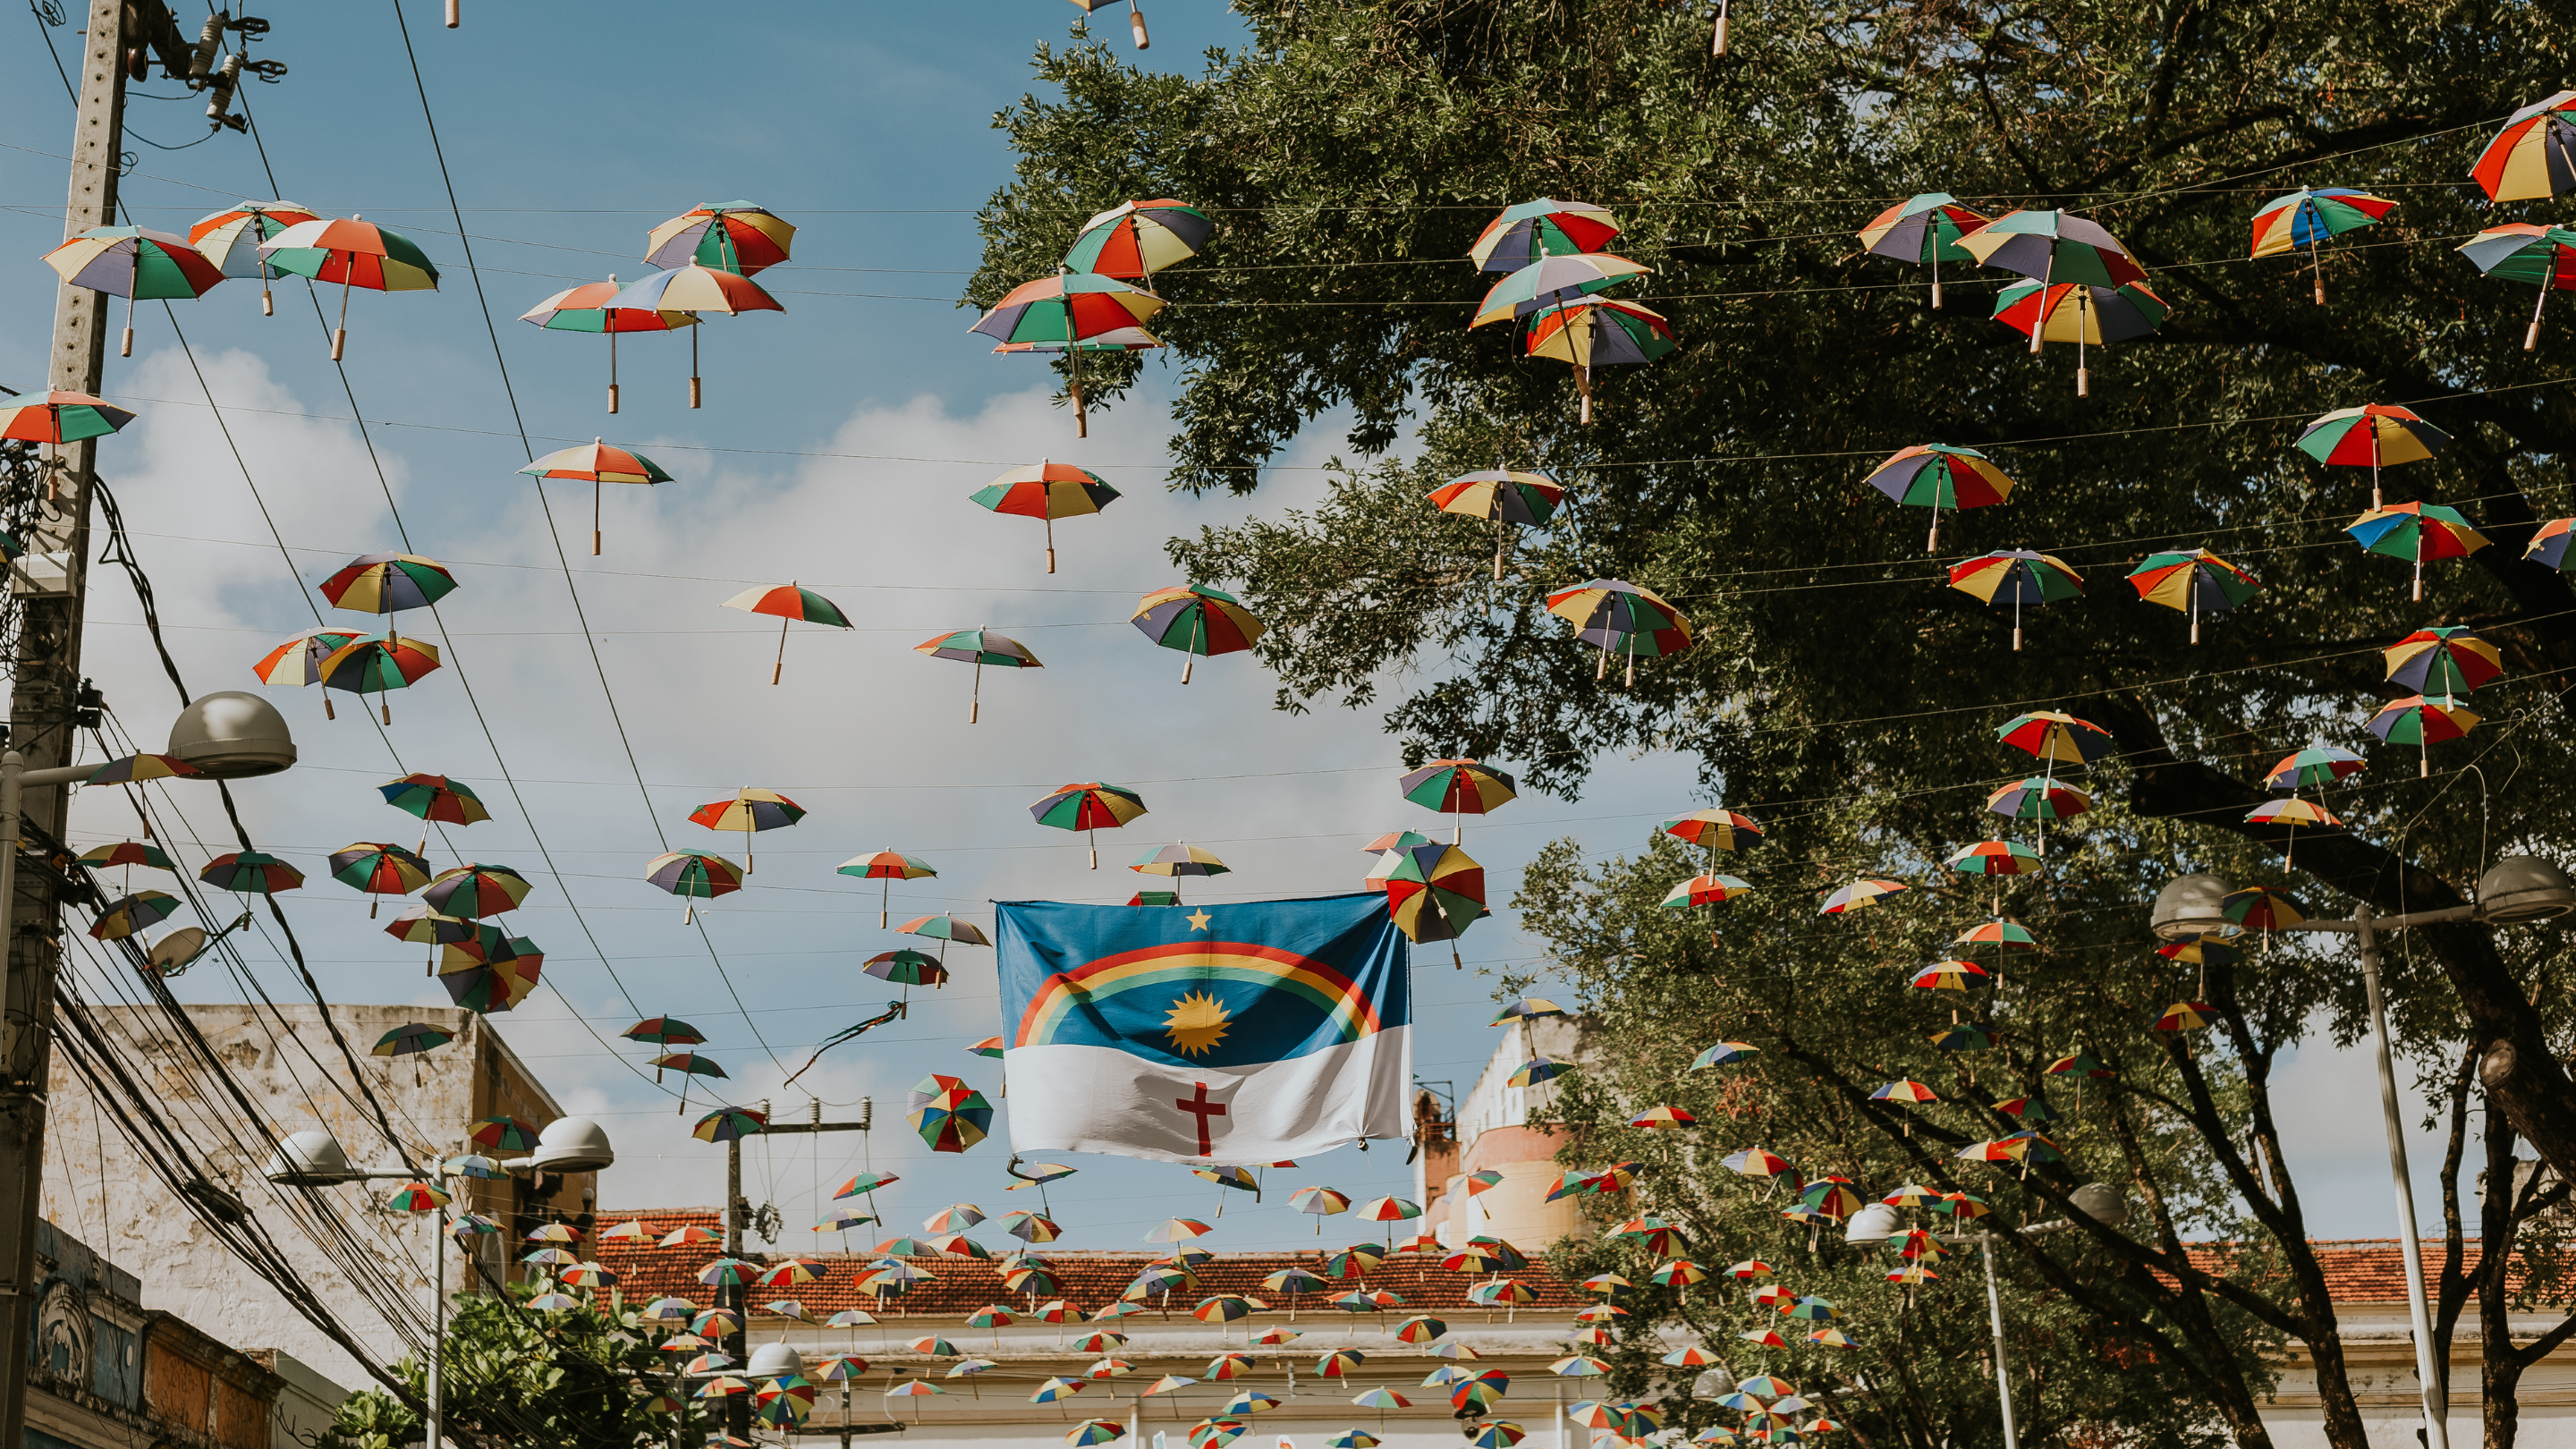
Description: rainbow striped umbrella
1692,1041,1758,1069
1991,279,2170,394
971,462,1120,572
1985,777,2089,823
316,631,441,724
1473,199,1621,272
89,890,179,942
1,391,133,444
721,582,851,683
258,216,439,360
2125,548,2261,643
1524,297,1674,424
424,862,532,919
1030,782,1148,869
2471,92,2576,201
85,753,201,786
645,852,742,923
1856,192,1990,308
1383,842,1487,968
970,271,1165,436
2264,744,2366,791
688,789,805,873
77,840,174,895
1545,579,1691,684
320,554,457,614
2249,189,2397,304
42,226,226,357
1472,254,1648,327
2385,624,2504,693
516,439,674,556
380,773,490,831
2458,223,2576,351
2220,886,2306,933
2294,403,2448,507
915,628,1042,723
2368,695,2482,777
1663,809,1762,860
373,1022,453,1057
1946,549,2081,651
1910,961,1988,991
1661,873,1751,945
2528,517,2573,570
2243,797,2342,868
1398,759,1516,843
520,275,700,414
2345,501,2489,600
1957,208,2147,287
647,201,796,275
328,842,431,916
1864,444,2012,551
384,1181,450,1213
189,201,319,314
440,928,542,1013
1819,878,1907,915
1132,583,1263,683
695,1107,768,1144
1065,199,1212,279
1429,468,1565,580
199,851,304,895
251,627,370,709
609,265,782,408
840,850,936,927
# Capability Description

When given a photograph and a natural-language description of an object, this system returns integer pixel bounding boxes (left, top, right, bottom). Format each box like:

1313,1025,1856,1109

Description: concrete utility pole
734,1103,875,1444
0,2,128,1445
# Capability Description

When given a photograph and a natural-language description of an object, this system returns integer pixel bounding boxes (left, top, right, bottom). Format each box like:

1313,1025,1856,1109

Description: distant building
21,1218,348,1449
40,1003,592,1389
1418,1013,1597,1250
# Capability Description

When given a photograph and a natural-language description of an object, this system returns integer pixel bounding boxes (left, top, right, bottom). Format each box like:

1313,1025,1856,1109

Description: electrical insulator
190,13,225,78
857,1097,873,1131
205,53,246,132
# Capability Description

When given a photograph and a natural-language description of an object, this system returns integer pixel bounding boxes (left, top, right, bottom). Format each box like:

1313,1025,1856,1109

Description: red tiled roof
595,1209,1582,1321
2179,1240,2514,1303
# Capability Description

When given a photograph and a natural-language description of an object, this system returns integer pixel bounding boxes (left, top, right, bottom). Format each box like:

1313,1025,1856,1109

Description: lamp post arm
2284,905,2479,935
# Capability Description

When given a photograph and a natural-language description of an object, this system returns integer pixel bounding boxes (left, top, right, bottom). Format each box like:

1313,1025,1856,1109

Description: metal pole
0,2,127,1443
1979,1234,2020,1449
2357,904,2450,1449
725,1131,748,1442
0,756,21,1064
429,1166,445,1449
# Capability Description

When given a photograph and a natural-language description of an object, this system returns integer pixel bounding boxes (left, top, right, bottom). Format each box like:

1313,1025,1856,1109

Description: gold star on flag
1186,909,1212,932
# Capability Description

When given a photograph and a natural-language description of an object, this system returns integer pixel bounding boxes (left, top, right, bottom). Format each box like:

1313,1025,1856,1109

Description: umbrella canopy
607,265,783,409
1065,199,1213,279
1986,777,2090,824
721,583,852,683
1430,468,1565,579
1544,579,1692,684
1857,192,1992,308
1946,840,2042,877
2126,548,2262,642
1030,782,1148,869
2527,517,2574,570
321,554,458,614
199,851,304,895
2250,189,2397,304
1864,444,2012,551
2368,695,2483,776
2346,502,2490,600
695,1107,768,1143
623,1017,705,1046
372,1022,453,1057
909,1073,994,1153
1991,279,2171,393
260,216,438,360
2265,744,2367,791
915,628,1042,724
972,461,1120,573
1131,583,1263,683
328,843,432,916
1383,842,1489,963
189,201,320,310
645,852,743,922
2295,403,2448,507
2458,223,2576,351
380,773,491,827
1662,809,1762,855
2471,92,2576,201
2386,625,2504,694
1819,878,1908,914
438,927,543,1013
970,272,1165,436
865,949,947,987
313,631,441,723
900,915,989,945
687,789,806,872
1398,760,1518,838
1692,1041,1758,1069
1131,843,1230,877
1947,549,2082,650
520,275,699,414
0,391,134,445
1472,254,1648,326
647,201,796,275
1472,199,1622,272
1957,209,2146,286
516,438,674,550
424,863,531,919
41,226,226,360
89,890,179,942
840,851,935,928
1524,298,1674,423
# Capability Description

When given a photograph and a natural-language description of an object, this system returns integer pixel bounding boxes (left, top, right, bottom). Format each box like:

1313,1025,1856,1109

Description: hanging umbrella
1290,1187,1352,1234
1863,444,2013,551
1524,297,1674,424
1857,193,1992,309
1396,759,1517,846
424,863,531,919
516,440,674,556
1945,841,2042,880
1471,254,1649,326
909,1073,994,1153
440,928,543,1013
1958,208,2146,289
1065,199,1212,279
607,265,783,408
720,582,852,684
1472,199,1621,272
695,1107,768,1143
1029,782,1148,869
2346,502,2490,601
2472,92,2576,200
188,200,320,315
380,773,491,837
251,627,371,716
313,631,441,724
1985,777,2089,855
839,850,936,928
1910,961,1989,991
1544,579,1692,685
2243,798,2343,869
2125,547,2262,642
1996,710,2115,772
2264,743,2367,792
901,914,989,964
76,841,174,895
89,890,179,942
1662,809,1763,862
2529,517,2574,570
1691,1041,1758,1069
647,201,795,275
1131,583,1263,684
520,275,700,414
1990,279,2171,395
971,462,1120,572
41,225,226,356
970,270,1166,436
373,1022,453,1057
645,851,743,923
320,554,458,614
1660,873,1752,945
2294,403,2449,508
1819,878,1907,914
2457,223,2576,351
2386,625,2504,694
2220,886,2306,934
1430,467,1565,580
1383,841,1488,968
687,789,806,873
2250,189,2398,305
914,628,1042,723
328,842,432,917
199,851,304,895
1131,843,1229,877
1946,549,2082,651
2368,695,2483,778
258,216,439,360
84,754,201,787
1,391,135,445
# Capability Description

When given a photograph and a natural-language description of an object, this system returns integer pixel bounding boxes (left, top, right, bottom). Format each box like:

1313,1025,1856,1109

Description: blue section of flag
995,893,1409,1070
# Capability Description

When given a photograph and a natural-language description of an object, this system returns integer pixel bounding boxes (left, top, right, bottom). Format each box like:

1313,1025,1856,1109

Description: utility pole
752,1101,875,1445
0,3,127,1445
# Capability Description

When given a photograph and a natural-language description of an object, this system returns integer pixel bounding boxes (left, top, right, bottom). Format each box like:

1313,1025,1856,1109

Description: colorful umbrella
970,270,1166,436
2529,517,2574,571
913,627,1043,724
76,840,174,894
1911,961,1989,991
648,201,795,275
1524,297,1674,424
1472,199,1620,271
439,928,542,1013
2220,886,2306,934
2243,798,2343,868
0,391,134,445
1864,444,2013,551
2368,695,2483,777
88,890,178,942
2346,502,2490,600
199,851,304,895
1544,577,1692,685
1857,193,1992,308
380,773,490,835
2264,743,2366,792
1133,843,1229,877
2250,189,2397,304
320,554,457,614
41,225,226,356
1663,809,1763,861
1430,467,1566,580
2295,403,2448,508
311,631,440,724
971,461,1120,573
520,275,700,414
424,863,531,919
1986,777,2089,826
686,789,805,873
864,949,947,989
1398,759,1517,844
250,627,369,716
515,440,674,556
1819,878,1907,915
721,582,851,684
694,1106,768,1143
1065,199,1211,279
607,265,783,407
1991,279,2171,394
1473,253,1648,328
909,1073,994,1153
188,201,320,314
258,216,438,359
2458,222,2576,351
1959,208,2146,287
645,852,742,923
2385,625,2504,694
840,850,935,928
372,1022,452,1057
2125,547,2261,643
2472,92,2576,201
1947,549,2082,650
1692,1041,1758,1069
327,842,432,917
1947,841,2041,881
1997,711,2115,772
1660,873,1752,945
1383,841,1488,968
1030,782,1148,869
1131,583,1263,683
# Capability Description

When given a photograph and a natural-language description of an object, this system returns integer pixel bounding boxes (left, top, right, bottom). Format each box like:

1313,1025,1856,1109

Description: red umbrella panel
969,462,1120,572
519,275,699,414
2471,91,2576,202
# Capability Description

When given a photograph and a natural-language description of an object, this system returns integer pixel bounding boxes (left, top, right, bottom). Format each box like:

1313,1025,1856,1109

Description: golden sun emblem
1163,990,1232,1057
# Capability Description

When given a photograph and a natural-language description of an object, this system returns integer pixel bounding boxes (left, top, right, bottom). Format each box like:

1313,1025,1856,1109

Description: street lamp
2150,855,2575,1449
266,1117,614,1449
1847,1183,2129,1449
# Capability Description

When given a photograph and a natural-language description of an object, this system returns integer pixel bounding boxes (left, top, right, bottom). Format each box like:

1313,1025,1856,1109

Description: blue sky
4,0,2445,1258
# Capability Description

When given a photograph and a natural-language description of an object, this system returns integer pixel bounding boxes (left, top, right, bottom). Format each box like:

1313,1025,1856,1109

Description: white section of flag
1002,1027,1413,1165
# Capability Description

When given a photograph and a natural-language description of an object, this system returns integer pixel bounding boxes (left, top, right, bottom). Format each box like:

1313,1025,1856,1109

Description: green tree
328,1286,703,1449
